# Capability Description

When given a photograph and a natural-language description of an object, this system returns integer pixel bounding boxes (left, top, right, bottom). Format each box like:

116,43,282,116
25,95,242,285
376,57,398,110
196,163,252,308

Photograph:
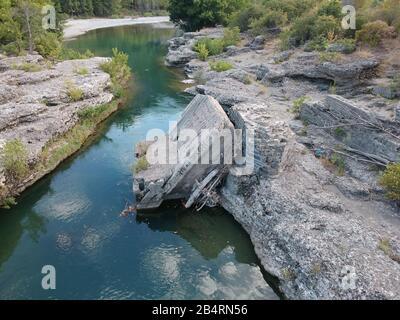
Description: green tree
169,0,248,31
0,0,23,54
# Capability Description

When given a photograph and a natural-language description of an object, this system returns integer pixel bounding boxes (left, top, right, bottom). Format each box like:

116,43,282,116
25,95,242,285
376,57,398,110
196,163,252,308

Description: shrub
75,67,89,76
229,4,263,32
101,48,131,84
304,36,328,52
1,139,29,181
209,60,233,72
291,96,308,117
371,0,400,32
329,82,337,94
134,156,149,174
317,0,343,19
77,104,109,120
65,81,84,102
1,196,17,209
311,15,341,39
262,0,317,22
1,41,23,56
250,10,288,35
223,27,241,47
11,62,42,72
168,0,243,31
59,48,94,60
319,51,341,63
34,32,62,59
331,153,345,176
286,12,316,46
380,163,400,201
331,38,357,54
195,38,225,56
356,20,397,47
196,42,209,61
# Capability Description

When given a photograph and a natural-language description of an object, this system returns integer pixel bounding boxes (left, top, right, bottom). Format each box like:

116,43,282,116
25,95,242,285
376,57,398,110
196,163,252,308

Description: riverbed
0,24,278,300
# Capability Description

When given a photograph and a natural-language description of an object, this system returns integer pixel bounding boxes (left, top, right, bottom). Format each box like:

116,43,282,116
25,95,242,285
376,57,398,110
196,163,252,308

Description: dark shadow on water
136,201,283,298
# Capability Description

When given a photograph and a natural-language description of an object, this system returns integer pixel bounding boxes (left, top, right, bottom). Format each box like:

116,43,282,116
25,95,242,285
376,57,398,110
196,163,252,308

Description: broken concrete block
133,94,235,210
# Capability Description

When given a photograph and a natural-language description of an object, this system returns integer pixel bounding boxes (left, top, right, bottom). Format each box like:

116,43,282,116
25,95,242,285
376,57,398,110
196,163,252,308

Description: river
0,24,278,300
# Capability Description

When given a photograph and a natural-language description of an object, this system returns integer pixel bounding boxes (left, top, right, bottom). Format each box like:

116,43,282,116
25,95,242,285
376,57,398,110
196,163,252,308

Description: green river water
0,24,278,300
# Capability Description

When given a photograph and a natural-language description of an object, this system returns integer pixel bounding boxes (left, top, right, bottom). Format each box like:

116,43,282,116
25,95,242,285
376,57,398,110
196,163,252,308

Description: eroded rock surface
0,54,114,199
164,28,400,299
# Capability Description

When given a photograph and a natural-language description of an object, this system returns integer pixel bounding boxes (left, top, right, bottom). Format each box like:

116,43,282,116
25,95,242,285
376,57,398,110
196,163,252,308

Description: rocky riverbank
0,53,128,207
161,28,400,299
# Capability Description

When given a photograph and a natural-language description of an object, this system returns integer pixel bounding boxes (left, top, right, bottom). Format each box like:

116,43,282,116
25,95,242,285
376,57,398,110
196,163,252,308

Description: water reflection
0,24,279,300
136,205,258,263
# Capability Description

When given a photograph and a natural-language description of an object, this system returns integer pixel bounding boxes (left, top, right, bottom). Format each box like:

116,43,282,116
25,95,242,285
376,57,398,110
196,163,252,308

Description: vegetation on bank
134,156,149,174
209,60,233,72
1,139,29,182
194,26,240,61
0,48,132,208
380,163,400,201
169,0,399,49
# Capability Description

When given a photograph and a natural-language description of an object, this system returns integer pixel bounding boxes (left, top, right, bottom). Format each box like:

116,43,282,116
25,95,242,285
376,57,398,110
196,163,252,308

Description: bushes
356,20,397,47
59,48,94,60
195,37,225,56
65,80,84,102
168,0,244,31
194,27,240,59
331,38,356,54
380,163,400,201
77,104,109,120
319,51,342,63
330,153,345,176
11,62,42,72
371,0,400,32
75,67,89,76
249,10,288,35
101,48,131,84
290,96,308,117
196,42,209,61
222,27,241,47
1,139,29,181
317,0,342,19
304,36,329,52
134,156,149,174
209,60,233,72
311,15,341,39
34,32,62,59
229,4,263,32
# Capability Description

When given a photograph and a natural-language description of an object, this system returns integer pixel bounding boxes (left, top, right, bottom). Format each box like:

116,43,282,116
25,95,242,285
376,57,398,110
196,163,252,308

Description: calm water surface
0,24,278,300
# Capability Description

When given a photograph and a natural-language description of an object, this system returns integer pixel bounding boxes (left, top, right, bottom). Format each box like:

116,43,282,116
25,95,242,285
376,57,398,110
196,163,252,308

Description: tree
168,0,247,31
0,0,23,52
17,1,35,53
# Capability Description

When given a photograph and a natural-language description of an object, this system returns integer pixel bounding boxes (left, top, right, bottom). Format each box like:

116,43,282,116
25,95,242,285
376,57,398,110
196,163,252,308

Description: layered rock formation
158,28,400,299
0,53,114,203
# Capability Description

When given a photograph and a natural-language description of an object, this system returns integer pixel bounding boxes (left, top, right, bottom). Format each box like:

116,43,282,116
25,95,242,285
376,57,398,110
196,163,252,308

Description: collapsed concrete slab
133,94,236,210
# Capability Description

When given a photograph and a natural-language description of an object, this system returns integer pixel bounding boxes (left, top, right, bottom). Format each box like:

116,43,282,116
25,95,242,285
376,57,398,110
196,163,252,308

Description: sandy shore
63,16,172,40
